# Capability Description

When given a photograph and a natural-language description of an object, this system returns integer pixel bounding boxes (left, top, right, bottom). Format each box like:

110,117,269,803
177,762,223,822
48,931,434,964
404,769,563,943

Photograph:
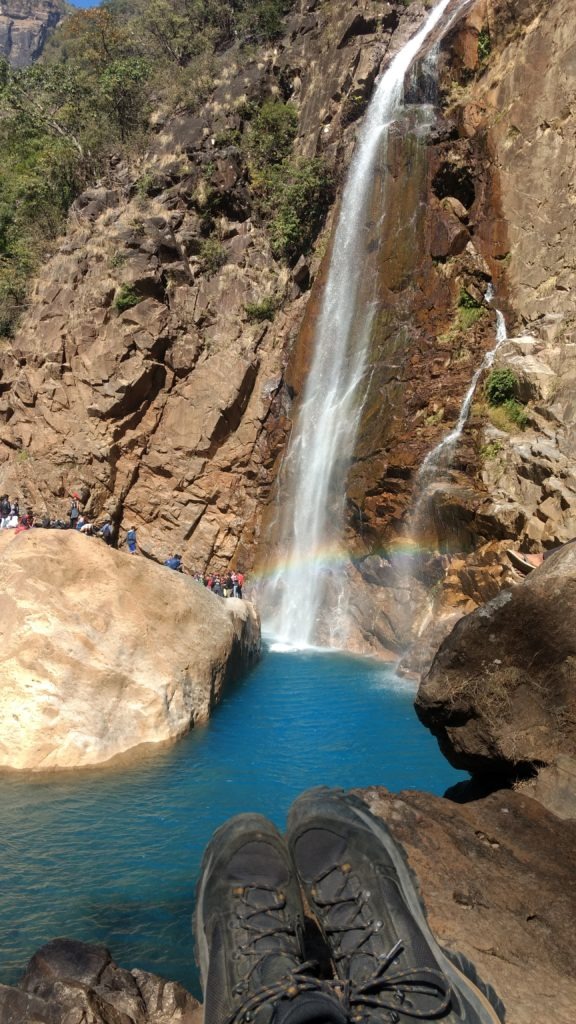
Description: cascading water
396,286,509,648
416,284,508,487
262,0,472,650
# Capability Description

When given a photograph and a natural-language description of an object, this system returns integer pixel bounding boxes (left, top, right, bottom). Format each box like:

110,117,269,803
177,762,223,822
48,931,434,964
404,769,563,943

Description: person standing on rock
69,499,79,530
126,526,138,554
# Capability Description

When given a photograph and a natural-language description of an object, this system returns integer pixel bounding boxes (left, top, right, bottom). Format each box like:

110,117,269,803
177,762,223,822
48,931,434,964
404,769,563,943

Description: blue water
0,649,464,993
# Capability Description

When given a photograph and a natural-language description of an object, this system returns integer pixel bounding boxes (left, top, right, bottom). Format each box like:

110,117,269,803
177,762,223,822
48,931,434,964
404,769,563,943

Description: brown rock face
0,0,63,67
416,543,576,813
334,0,576,659
358,787,576,1024
0,938,200,1023
0,0,412,579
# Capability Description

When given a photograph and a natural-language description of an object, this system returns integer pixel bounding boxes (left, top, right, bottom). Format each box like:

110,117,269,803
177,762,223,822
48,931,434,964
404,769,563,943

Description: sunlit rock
0,530,260,771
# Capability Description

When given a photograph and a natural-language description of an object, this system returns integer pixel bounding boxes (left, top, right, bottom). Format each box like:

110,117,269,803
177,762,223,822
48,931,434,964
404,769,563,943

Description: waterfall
417,284,508,487
397,286,509,631
262,0,472,649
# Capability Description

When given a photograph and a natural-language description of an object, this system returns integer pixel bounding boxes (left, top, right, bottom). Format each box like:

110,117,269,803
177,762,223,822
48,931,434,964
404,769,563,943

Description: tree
98,57,150,141
0,58,88,156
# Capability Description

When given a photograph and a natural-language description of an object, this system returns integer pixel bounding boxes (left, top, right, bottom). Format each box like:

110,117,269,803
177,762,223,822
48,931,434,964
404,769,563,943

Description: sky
68,1,103,8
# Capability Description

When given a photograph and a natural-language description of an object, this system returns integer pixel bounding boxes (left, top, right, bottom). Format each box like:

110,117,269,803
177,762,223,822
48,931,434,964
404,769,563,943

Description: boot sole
288,787,505,1023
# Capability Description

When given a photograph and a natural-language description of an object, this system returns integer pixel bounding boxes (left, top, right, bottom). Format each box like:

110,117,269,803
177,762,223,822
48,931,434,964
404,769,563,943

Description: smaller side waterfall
417,284,508,489
396,287,509,641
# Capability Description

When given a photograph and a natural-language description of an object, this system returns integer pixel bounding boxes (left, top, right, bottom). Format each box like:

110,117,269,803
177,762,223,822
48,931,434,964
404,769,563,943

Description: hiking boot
287,788,505,1024
195,813,349,1024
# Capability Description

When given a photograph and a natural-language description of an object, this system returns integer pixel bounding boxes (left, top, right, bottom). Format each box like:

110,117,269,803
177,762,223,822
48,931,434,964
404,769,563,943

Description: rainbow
250,537,460,582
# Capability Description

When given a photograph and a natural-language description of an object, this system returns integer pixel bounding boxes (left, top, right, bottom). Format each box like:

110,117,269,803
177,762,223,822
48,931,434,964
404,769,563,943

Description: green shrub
0,266,27,337
458,305,484,329
480,440,503,460
456,288,484,329
458,288,481,309
260,157,334,263
114,284,140,311
198,237,226,276
109,250,127,268
478,28,491,63
213,127,241,148
244,100,298,169
136,171,156,198
488,402,527,433
504,398,528,428
235,0,289,43
485,368,518,406
245,296,278,322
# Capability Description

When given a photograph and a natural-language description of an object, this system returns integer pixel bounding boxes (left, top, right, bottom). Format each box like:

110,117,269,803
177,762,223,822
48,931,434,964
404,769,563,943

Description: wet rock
0,938,200,1023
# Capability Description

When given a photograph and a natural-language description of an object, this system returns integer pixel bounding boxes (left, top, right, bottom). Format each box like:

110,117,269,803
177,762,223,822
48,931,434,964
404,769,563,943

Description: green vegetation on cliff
0,0,295,337
242,99,334,262
485,368,528,431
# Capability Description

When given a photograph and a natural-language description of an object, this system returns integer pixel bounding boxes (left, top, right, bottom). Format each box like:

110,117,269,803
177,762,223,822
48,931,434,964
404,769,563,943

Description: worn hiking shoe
287,788,505,1024
195,813,349,1024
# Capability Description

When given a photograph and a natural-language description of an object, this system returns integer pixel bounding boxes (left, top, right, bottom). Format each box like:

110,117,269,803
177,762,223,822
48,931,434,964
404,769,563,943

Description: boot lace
226,883,341,1024
310,865,452,1022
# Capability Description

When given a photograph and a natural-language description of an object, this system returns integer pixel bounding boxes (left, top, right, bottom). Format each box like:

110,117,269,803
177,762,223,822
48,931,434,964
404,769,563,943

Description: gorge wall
0,0,575,659
0,0,63,67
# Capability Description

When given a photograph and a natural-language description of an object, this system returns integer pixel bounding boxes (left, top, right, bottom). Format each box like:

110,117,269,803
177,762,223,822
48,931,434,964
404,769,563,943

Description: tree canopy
0,0,294,337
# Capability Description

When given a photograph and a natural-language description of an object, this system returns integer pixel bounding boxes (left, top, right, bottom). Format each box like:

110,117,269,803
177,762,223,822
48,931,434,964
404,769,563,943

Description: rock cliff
0,529,259,771
416,541,576,817
0,0,63,67
336,0,576,659
2,0,405,573
0,0,575,658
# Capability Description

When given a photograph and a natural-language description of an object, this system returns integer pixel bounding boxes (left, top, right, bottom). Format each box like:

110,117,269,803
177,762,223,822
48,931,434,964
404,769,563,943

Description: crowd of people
191,569,245,597
122,527,245,595
1,495,245,598
0,494,114,542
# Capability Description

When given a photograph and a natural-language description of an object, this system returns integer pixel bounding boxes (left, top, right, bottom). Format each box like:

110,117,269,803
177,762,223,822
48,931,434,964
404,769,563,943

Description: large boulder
358,786,576,1024
415,543,576,815
0,530,259,771
0,938,201,1023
